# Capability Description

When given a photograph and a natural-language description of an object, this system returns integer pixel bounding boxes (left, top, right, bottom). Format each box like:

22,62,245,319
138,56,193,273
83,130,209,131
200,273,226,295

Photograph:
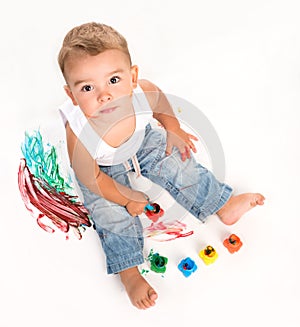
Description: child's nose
97,90,112,103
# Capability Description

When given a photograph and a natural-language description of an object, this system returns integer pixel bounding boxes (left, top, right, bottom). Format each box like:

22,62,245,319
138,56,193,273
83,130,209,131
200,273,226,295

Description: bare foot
217,193,265,225
119,266,158,309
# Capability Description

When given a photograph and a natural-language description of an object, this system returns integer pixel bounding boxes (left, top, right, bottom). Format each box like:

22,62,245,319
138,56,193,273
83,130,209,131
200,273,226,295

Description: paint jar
178,257,197,277
145,202,164,222
199,245,218,265
223,234,243,253
150,253,168,273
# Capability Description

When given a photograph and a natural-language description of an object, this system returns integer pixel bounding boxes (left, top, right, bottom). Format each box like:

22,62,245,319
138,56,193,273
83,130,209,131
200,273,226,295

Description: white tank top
59,85,153,166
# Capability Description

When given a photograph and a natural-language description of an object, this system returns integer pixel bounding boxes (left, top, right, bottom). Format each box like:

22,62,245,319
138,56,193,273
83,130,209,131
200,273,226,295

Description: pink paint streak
144,220,194,241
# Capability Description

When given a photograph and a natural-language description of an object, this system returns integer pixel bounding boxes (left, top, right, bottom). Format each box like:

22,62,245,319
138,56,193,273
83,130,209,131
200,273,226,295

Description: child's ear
130,65,139,88
64,85,78,106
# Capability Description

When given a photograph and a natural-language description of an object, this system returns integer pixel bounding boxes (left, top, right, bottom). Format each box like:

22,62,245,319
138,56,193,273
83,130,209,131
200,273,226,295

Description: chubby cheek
83,104,99,117
116,85,134,99
74,97,96,115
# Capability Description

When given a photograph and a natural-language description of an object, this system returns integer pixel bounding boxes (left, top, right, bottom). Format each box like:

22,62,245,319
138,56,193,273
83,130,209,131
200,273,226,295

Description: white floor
1,1,300,326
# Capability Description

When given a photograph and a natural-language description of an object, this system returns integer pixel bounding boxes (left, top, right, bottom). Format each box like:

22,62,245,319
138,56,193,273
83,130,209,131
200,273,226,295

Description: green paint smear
140,269,150,276
21,130,72,193
147,248,154,262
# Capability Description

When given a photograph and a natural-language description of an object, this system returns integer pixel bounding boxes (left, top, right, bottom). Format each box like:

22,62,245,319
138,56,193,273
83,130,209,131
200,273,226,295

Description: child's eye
82,85,94,92
109,76,120,84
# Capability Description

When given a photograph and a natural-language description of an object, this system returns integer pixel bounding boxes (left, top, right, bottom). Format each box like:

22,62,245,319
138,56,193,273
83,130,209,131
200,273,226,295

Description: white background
1,0,300,326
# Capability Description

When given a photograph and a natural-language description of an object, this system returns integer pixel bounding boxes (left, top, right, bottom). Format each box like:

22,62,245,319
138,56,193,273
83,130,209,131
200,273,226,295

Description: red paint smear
18,158,91,239
144,220,194,241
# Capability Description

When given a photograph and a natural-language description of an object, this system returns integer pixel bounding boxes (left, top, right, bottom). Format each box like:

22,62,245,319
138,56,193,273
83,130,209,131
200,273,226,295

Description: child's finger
180,146,191,161
189,141,197,153
187,133,198,141
180,149,186,161
165,142,173,156
185,146,191,159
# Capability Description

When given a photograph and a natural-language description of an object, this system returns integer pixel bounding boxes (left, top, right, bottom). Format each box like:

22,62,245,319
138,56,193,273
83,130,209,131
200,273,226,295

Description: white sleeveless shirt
59,85,153,166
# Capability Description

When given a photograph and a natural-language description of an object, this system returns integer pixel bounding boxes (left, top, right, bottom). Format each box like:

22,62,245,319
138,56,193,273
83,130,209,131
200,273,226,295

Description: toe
141,298,153,309
136,300,147,310
149,289,158,302
256,193,265,205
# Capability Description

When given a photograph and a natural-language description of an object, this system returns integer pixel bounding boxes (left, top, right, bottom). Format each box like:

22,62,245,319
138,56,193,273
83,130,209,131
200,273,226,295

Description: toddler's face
64,49,138,118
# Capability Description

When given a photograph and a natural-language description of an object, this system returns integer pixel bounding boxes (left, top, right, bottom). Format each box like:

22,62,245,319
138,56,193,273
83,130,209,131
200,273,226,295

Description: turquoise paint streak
21,130,72,193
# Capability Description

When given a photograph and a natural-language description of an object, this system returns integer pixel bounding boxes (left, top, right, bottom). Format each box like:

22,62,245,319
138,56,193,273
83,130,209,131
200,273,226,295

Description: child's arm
65,124,148,216
139,79,198,161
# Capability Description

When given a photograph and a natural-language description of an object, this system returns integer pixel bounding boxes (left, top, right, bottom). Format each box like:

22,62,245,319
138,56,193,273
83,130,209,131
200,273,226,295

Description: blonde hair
58,22,131,76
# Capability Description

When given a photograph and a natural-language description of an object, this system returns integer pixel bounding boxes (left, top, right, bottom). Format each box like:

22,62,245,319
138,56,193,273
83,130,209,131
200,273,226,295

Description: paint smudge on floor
144,220,194,241
140,268,150,276
18,130,91,239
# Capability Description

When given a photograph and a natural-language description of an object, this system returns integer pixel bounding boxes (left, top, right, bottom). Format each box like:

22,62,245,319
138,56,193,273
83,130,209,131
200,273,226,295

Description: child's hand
166,128,198,161
125,191,149,217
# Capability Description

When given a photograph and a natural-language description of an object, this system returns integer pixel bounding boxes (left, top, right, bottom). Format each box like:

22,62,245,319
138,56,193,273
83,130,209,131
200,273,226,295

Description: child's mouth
99,106,118,114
